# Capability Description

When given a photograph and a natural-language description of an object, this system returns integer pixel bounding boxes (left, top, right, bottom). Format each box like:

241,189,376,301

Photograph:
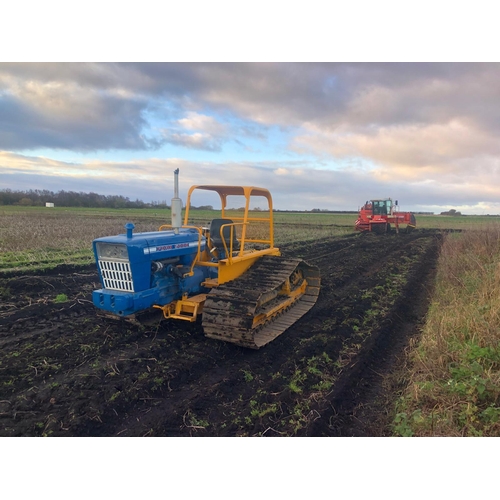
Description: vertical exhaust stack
171,168,183,234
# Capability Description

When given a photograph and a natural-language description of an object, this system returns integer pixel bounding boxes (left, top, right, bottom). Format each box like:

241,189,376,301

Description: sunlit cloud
177,112,226,135
159,112,230,151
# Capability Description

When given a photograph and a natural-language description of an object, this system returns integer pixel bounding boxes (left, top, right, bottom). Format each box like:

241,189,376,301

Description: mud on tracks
0,230,441,436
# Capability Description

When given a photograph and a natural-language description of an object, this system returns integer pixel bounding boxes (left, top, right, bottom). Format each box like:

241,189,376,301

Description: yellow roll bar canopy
184,185,273,214
184,185,275,250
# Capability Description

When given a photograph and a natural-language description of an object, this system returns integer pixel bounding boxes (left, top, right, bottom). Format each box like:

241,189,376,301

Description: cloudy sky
2,61,500,214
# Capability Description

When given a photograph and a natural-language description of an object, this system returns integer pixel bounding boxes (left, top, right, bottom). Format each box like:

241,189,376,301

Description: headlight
96,243,129,260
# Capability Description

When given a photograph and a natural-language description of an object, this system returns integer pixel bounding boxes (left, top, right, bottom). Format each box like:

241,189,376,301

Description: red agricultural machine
355,198,416,234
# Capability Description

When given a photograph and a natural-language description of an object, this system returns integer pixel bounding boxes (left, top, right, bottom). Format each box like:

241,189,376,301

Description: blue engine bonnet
92,225,212,316
93,227,206,291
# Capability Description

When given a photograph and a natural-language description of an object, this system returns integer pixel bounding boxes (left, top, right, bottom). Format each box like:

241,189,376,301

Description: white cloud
163,132,222,152
274,168,288,176
159,112,229,151
177,112,226,135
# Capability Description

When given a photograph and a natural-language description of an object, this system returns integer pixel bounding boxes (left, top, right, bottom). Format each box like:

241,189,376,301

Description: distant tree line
0,188,160,209
0,188,443,214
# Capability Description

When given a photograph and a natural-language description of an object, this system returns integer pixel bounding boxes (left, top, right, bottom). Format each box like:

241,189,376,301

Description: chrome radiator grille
98,260,134,292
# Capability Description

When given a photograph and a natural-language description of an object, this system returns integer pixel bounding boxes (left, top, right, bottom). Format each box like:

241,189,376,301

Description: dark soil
0,230,441,436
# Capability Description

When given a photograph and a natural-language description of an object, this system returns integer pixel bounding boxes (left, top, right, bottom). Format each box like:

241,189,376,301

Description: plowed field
0,230,441,436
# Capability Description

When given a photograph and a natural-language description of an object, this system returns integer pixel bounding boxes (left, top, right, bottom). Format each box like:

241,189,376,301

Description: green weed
241,369,254,382
108,391,121,402
187,411,209,429
288,368,307,394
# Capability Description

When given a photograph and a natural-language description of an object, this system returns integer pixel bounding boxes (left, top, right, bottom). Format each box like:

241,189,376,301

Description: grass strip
393,228,500,436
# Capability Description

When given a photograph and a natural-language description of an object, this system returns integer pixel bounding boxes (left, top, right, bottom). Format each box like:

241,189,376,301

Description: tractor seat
209,219,239,253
